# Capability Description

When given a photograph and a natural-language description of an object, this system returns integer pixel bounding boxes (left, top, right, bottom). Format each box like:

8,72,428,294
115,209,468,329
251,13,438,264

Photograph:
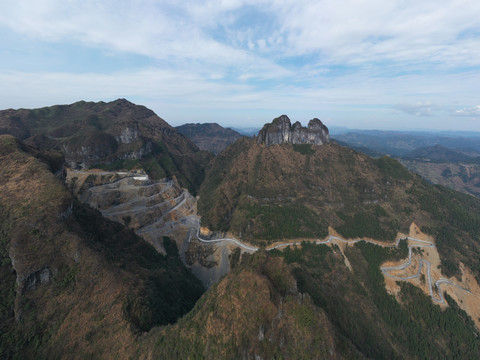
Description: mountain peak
256,115,330,146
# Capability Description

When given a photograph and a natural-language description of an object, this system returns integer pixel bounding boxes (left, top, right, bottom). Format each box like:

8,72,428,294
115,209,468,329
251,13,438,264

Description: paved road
378,238,471,304
73,170,475,305
195,229,472,303
195,227,259,252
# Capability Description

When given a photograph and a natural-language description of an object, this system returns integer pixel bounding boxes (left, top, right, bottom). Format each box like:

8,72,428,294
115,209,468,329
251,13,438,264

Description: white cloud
0,1,480,130
269,0,480,67
0,67,479,130
257,39,266,49
1,0,479,71
455,106,480,116
394,102,437,116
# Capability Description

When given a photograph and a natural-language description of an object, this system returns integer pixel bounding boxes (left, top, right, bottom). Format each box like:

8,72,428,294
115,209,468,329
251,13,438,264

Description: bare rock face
77,175,196,254
256,115,329,146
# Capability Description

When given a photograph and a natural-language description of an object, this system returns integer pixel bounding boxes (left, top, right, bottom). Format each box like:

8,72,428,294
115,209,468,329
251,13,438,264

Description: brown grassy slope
139,253,342,360
199,138,415,242
0,135,204,359
198,138,480,280
0,134,139,358
0,99,213,192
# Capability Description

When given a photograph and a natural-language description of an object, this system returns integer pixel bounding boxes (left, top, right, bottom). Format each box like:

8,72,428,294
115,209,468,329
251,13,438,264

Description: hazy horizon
1,1,479,131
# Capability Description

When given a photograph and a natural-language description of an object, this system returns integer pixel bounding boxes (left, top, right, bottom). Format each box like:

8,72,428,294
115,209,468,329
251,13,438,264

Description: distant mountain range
397,145,480,198
231,126,260,137
175,122,242,154
333,130,480,156
402,144,480,164
331,131,480,198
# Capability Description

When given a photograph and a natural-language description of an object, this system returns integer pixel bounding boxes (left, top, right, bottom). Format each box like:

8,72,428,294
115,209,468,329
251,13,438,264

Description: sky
0,0,479,131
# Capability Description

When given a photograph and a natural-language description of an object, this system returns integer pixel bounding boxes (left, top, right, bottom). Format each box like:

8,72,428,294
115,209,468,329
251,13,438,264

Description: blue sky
0,0,479,131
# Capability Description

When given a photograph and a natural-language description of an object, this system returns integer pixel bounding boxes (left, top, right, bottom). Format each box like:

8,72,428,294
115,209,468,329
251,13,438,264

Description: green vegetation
336,207,399,240
91,159,141,171
293,304,317,328
228,247,241,271
292,143,315,155
408,182,480,280
149,141,177,176
356,240,478,358
55,265,78,292
241,202,328,241
140,155,167,178
0,207,17,359
271,241,332,269
70,203,204,332
143,253,334,360
198,140,414,243
284,239,479,359
374,156,412,180
400,284,479,357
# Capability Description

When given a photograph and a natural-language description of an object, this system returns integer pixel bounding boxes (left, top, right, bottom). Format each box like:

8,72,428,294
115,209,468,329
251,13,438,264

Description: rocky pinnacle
256,115,330,146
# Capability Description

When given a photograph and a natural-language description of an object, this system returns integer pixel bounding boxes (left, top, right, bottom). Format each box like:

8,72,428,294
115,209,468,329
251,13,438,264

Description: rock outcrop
72,169,241,288
256,115,330,146
77,174,196,254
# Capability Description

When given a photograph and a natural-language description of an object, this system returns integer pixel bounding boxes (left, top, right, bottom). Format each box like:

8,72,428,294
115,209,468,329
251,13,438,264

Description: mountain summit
0,99,213,192
256,115,330,146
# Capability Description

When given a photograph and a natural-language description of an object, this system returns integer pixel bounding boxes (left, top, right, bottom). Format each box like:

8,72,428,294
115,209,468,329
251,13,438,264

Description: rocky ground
67,169,250,288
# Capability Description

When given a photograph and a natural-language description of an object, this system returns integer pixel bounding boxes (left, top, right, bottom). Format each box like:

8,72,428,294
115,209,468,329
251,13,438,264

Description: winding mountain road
379,239,471,304
71,170,475,307
194,228,472,304
195,227,259,252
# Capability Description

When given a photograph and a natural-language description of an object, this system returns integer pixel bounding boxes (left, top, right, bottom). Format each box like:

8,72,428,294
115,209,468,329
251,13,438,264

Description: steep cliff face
256,115,330,146
76,174,197,254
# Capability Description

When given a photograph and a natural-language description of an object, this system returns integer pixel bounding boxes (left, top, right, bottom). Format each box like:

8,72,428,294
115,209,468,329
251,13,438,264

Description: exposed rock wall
78,176,195,254
72,170,248,288
256,115,330,146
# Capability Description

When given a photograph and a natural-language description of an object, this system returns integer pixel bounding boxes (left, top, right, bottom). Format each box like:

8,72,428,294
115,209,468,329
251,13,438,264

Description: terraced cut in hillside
70,170,256,288
75,171,196,254
75,170,479,314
